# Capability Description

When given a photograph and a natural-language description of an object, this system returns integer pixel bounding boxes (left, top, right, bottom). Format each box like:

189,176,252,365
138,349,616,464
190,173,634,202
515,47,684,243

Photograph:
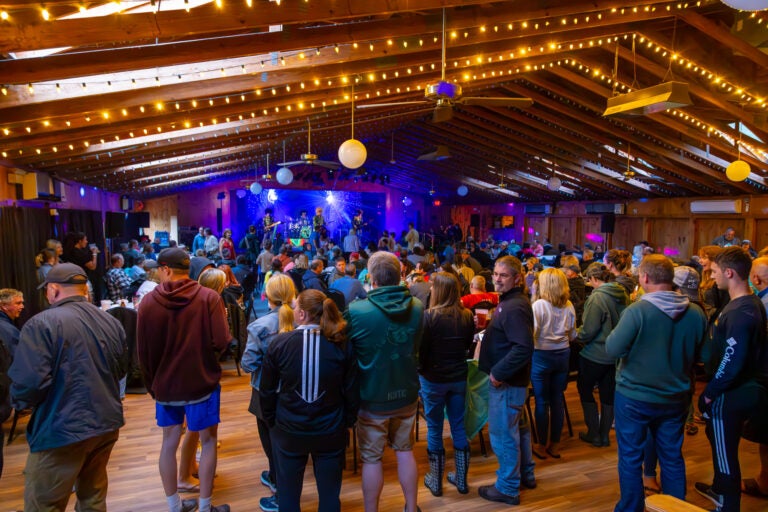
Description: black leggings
577,356,616,405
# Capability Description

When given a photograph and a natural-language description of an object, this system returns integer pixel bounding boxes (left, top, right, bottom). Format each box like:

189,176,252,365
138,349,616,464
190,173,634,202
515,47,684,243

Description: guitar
264,221,282,231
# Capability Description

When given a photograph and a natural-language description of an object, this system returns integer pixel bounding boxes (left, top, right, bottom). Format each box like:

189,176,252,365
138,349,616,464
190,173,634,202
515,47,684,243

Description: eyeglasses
493,272,513,279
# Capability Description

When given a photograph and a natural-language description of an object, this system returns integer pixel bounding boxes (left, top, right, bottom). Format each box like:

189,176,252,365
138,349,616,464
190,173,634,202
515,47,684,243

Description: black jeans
577,355,616,405
270,427,346,512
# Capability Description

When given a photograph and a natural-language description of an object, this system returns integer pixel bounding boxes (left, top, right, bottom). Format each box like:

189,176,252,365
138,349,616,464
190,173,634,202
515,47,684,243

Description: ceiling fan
620,143,666,182
417,145,452,161
357,9,533,122
278,119,341,170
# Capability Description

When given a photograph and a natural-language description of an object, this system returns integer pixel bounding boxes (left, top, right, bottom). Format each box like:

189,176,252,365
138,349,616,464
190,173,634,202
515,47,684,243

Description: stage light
326,191,335,204
267,189,278,203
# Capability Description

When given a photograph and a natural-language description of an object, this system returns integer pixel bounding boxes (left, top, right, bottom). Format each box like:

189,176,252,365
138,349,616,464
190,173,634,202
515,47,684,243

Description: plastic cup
476,308,488,329
100,300,112,311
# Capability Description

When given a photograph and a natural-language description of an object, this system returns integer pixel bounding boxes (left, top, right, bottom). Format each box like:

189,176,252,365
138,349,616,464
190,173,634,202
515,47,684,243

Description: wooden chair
7,407,30,445
226,303,248,376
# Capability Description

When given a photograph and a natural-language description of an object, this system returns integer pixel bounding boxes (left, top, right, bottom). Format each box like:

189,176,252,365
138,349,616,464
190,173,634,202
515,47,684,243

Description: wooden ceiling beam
457,114,657,197
0,8,667,85
0,0,667,54
528,69,745,192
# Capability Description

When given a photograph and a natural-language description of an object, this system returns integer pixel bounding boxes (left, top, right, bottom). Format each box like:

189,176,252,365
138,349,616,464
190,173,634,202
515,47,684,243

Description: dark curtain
0,206,56,323
0,206,106,325
54,208,107,303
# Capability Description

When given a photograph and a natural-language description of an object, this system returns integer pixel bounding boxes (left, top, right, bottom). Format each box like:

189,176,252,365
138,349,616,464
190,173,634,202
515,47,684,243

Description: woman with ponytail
242,274,296,511
260,289,359,512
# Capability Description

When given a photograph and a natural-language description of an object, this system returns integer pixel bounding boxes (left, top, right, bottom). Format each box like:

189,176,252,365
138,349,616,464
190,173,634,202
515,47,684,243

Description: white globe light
457,185,469,196
720,1,768,11
725,160,751,182
338,139,367,169
276,167,294,185
250,182,263,195
547,176,562,191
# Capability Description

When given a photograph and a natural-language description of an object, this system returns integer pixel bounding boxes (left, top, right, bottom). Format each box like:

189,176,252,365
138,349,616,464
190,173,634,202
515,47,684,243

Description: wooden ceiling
1,0,768,203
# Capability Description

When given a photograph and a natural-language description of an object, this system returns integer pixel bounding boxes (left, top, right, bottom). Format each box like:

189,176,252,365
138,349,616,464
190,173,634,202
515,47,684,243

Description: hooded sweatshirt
605,290,706,404
345,285,423,412
577,282,630,365
137,278,230,402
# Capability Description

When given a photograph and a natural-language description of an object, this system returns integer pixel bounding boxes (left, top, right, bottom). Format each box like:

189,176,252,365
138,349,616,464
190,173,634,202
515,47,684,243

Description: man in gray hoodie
606,254,706,512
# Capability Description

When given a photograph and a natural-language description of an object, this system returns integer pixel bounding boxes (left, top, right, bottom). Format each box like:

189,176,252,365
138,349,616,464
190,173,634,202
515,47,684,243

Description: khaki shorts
357,402,417,463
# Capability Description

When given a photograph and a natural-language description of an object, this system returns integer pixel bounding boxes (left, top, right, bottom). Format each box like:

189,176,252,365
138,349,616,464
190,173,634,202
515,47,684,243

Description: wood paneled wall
452,195,768,258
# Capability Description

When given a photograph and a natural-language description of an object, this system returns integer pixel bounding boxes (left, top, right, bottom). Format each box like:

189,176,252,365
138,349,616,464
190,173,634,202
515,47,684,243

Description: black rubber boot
424,449,445,496
447,447,471,494
578,402,602,447
599,404,614,447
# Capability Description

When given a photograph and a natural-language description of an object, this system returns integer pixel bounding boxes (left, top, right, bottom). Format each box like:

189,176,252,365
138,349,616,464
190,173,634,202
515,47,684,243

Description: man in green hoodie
606,254,706,512
345,251,424,512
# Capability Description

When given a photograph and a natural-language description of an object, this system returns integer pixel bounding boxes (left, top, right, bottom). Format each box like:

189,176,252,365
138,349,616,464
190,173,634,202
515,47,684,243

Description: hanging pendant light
250,155,263,194
720,1,768,11
726,122,751,182
338,83,367,169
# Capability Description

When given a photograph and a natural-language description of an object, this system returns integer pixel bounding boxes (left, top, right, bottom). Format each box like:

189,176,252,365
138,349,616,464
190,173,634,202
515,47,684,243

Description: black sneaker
181,499,198,512
479,485,520,505
259,495,279,512
694,482,723,509
261,470,277,493
210,506,230,512
521,476,537,489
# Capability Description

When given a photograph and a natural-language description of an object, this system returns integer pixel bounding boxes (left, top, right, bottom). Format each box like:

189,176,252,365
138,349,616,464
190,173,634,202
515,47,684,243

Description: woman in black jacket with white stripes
260,289,359,512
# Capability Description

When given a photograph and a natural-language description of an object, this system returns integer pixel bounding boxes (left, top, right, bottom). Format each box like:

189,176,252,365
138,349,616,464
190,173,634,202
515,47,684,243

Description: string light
41,7,50,21
0,11,8,20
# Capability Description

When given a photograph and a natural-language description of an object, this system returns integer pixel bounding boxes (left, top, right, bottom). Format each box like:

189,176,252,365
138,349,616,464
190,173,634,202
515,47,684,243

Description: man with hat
137,248,231,512
9,263,127,511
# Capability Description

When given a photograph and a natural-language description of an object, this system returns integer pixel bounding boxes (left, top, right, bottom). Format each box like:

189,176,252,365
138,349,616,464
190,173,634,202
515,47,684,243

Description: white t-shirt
135,280,159,306
532,299,576,351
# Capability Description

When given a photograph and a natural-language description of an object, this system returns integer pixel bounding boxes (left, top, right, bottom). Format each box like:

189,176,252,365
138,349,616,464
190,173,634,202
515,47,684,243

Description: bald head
750,257,768,292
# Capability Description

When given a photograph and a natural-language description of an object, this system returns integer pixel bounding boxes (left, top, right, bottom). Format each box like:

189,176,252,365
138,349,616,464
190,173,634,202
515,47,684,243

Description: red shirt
461,292,499,309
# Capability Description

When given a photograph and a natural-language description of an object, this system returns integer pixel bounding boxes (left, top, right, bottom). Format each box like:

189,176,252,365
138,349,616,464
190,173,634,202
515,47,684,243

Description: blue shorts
156,386,221,431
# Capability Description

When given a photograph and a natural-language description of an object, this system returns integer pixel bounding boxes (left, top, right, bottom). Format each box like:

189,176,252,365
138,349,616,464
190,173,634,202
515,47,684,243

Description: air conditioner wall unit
524,204,551,215
586,203,625,214
22,172,63,202
690,199,742,214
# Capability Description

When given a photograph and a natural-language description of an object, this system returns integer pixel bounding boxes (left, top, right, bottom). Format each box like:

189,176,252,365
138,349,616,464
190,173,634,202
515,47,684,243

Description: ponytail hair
265,274,296,333
35,247,57,268
296,289,347,343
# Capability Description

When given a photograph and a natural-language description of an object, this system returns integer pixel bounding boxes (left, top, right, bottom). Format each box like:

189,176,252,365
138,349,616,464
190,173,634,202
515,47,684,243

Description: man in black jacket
0,288,23,477
302,259,328,293
478,256,535,505
10,264,126,511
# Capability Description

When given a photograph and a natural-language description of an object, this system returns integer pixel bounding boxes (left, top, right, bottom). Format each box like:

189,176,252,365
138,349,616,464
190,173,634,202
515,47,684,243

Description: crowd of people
1,221,767,512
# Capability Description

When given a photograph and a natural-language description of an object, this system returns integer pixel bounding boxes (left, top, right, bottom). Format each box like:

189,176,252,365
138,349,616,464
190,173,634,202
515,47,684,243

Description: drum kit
286,220,312,239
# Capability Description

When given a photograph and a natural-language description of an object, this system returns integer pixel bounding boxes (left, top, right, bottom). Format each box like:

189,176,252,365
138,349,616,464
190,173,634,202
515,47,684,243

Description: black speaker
470,213,480,227
216,207,223,234
600,213,615,233
134,211,150,228
105,211,126,238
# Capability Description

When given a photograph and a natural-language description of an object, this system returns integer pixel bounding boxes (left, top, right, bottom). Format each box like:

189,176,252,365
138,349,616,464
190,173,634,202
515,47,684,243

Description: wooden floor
1,370,764,512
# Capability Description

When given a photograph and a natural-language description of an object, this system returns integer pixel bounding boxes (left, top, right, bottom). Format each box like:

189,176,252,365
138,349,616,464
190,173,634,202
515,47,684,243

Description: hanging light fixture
338,83,367,169
726,122,751,182
457,185,469,196
720,1,768,11
250,155,264,194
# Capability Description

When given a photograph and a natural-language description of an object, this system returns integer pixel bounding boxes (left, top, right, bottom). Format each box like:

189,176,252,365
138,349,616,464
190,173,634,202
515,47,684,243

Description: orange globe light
338,139,367,169
725,160,750,182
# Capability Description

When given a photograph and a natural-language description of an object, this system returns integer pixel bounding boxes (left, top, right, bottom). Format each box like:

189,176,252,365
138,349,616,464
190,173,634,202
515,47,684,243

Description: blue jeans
530,348,570,445
614,392,688,512
419,377,468,452
487,383,527,496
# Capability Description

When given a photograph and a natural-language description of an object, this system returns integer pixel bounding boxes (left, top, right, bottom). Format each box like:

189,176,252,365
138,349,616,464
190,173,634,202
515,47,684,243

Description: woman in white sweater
531,268,576,459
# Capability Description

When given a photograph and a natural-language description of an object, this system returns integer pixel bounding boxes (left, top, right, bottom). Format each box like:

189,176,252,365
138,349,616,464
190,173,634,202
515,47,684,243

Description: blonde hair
265,273,296,333
560,254,579,268
537,268,570,308
198,268,227,294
